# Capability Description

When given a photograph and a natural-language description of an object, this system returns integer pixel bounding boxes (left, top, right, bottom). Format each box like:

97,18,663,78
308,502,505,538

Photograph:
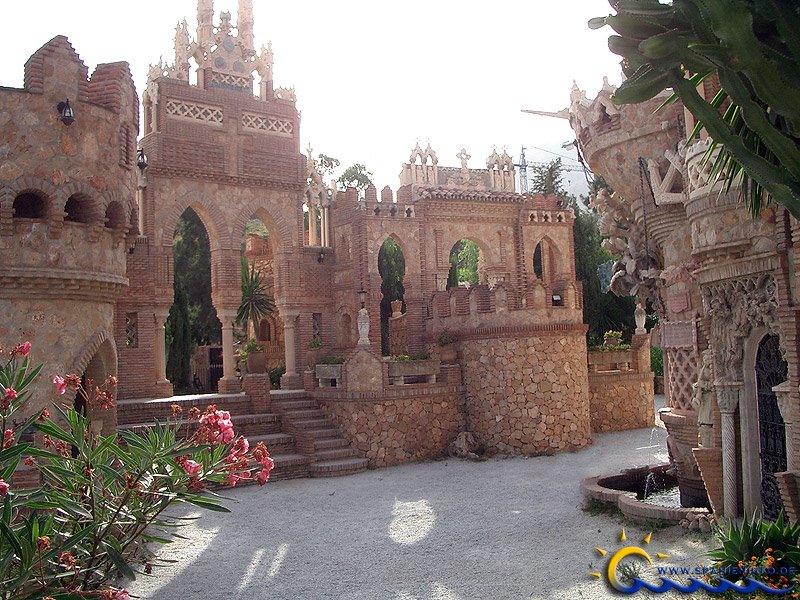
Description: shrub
706,512,800,591
269,366,285,388
319,356,345,365
436,328,456,346
651,347,664,377
0,342,274,597
307,337,323,350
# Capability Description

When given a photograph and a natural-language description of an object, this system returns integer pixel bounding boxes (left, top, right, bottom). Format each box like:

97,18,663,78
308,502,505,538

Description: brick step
309,457,369,478
313,447,361,461
291,418,333,430
302,428,342,440
247,432,296,455
284,408,326,420
313,438,350,451
270,453,311,481
270,398,318,412
117,412,283,438
116,393,250,425
269,389,309,402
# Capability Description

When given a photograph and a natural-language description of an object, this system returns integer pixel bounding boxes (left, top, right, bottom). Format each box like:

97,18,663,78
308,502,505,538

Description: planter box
588,350,632,373
316,364,343,387
387,359,440,385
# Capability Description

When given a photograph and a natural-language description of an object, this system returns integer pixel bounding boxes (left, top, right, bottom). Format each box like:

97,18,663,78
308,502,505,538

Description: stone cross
457,148,471,171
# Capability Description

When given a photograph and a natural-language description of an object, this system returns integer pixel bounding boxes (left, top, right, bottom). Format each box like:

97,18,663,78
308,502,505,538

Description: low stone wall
587,335,655,433
588,371,654,432
460,329,592,455
315,380,465,467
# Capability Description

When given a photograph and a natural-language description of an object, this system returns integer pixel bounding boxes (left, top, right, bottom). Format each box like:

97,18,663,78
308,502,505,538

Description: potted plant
243,339,267,374
387,352,440,385
603,330,623,348
307,336,323,370
436,327,458,364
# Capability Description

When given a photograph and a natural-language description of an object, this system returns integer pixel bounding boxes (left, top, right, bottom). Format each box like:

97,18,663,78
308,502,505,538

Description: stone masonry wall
588,372,654,433
461,330,591,455
317,385,465,467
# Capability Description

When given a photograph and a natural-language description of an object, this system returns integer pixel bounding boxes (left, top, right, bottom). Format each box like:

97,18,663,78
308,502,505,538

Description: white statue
691,350,714,448
357,307,370,346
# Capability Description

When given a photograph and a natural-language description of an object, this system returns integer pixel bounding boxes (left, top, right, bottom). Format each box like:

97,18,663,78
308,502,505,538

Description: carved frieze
702,274,782,382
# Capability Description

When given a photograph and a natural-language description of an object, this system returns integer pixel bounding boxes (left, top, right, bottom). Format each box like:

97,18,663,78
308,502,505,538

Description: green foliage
307,337,323,350
268,366,285,389
604,330,623,340
536,165,637,339
391,352,432,362
436,328,456,346
166,288,192,392
378,238,405,356
316,154,340,177
650,347,664,377
337,164,374,195
591,0,800,218
708,512,800,584
588,343,632,352
447,240,480,289
236,257,275,338
244,218,270,241
530,158,567,196
0,347,274,597
173,209,220,346
318,356,345,365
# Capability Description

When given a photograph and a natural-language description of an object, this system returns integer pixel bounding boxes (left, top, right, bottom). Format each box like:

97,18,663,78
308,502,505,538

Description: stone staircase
116,389,368,482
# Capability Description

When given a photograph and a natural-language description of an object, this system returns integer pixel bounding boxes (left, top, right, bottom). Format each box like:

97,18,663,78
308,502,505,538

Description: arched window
13,192,46,219
533,243,543,280
65,194,94,224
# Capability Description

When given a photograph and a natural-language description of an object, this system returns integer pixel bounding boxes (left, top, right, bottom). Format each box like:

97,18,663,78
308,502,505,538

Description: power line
528,145,582,164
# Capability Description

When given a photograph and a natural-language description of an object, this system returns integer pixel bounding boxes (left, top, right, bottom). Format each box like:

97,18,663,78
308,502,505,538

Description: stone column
280,311,301,388
717,381,742,518
320,205,329,247
153,309,173,397
308,205,319,246
217,309,240,394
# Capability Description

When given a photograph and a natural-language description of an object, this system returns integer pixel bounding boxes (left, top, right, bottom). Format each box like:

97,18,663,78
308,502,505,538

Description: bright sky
2,1,622,196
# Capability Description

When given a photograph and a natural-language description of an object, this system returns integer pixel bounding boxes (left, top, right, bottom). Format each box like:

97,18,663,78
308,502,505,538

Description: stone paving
126,396,714,600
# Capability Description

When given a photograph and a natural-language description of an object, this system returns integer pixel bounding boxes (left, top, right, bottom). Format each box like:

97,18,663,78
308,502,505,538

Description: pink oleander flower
0,479,9,496
232,436,249,456
11,342,31,357
255,466,272,486
183,460,202,475
37,536,50,552
3,388,17,402
220,427,235,444
52,375,67,395
3,429,13,449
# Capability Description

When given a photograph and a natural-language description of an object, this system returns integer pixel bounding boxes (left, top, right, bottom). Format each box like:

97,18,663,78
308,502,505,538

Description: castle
0,1,653,478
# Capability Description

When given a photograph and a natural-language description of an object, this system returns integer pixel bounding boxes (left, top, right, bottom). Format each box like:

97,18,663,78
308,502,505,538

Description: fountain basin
582,464,710,524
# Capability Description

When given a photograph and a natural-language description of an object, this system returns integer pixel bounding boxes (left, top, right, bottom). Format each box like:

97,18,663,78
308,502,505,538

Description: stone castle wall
461,329,592,455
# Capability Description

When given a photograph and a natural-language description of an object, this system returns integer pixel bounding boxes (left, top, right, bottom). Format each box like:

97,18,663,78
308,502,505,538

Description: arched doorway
378,237,405,356
755,334,788,521
168,208,221,393
447,239,482,289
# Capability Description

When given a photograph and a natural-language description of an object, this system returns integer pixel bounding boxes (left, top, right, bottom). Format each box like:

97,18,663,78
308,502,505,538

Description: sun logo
590,529,671,593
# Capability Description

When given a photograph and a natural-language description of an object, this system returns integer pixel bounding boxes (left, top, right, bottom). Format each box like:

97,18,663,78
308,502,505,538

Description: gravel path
126,399,715,600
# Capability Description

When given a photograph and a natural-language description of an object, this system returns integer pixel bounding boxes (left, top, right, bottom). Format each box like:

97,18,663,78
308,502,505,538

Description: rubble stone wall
461,329,592,455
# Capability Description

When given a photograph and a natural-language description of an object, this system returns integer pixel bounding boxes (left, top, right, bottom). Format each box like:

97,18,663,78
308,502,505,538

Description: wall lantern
56,99,74,126
317,249,325,263
137,148,148,170
358,288,366,309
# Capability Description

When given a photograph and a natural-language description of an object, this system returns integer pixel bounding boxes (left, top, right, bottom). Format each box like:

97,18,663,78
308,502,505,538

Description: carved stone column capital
715,381,742,414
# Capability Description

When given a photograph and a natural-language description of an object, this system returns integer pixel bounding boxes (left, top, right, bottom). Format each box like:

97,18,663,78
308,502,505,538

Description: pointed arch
231,198,293,253
158,192,230,252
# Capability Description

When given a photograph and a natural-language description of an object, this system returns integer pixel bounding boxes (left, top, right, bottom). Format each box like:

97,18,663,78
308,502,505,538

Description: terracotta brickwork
461,330,592,455
0,36,137,421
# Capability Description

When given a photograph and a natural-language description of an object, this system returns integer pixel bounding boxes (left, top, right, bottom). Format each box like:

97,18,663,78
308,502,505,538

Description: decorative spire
197,0,214,45
238,0,254,52
173,20,191,81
